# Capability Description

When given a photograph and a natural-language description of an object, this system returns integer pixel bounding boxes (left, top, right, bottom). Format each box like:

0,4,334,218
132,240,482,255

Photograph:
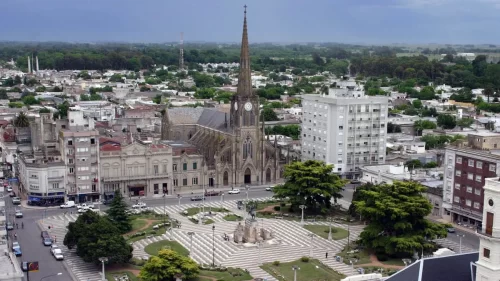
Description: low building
467,132,500,150
421,180,444,217
360,164,442,185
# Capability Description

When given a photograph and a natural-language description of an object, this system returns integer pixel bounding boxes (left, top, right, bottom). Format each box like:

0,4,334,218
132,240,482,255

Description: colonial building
161,8,284,188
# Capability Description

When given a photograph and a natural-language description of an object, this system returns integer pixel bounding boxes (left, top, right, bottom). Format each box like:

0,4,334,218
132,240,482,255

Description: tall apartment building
301,88,389,179
442,144,500,227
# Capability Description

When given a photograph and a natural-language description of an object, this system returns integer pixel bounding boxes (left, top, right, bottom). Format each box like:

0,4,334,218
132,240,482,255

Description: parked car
41,231,52,246
6,186,12,192
6,222,14,230
12,197,21,205
60,201,76,208
265,185,275,191
228,189,241,194
15,210,23,218
51,248,64,260
190,196,204,201
447,227,456,233
132,202,147,208
77,203,94,210
9,191,16,197
20,261,28,272
204,190,220,197
12,242,22,256
350,180,361,184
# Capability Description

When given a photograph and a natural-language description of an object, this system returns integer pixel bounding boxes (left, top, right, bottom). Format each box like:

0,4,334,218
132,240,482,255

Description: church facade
161,8,284,188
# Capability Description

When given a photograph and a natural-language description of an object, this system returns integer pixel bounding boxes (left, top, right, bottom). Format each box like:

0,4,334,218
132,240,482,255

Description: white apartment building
72,101,115,122
301,88,389,179
17,153,66,204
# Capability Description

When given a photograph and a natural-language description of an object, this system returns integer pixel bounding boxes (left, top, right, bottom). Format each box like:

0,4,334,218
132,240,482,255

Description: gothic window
243,138,253,159
249,110,255,126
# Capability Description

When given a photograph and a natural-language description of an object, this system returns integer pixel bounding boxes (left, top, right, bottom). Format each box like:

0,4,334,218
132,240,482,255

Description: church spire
237,5,253,97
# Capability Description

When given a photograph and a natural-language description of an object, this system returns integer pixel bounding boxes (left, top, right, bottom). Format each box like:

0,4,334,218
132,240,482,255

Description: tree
457,118,474,129
387,122,401,133
413,120,437,136
405,159,423,171
437,114,456,129
22,95,40,105
106,190,132,234
13,112,30,127
139,249,199,281
63,211,132,264
273,160,347,213
424,162,438,168
260,108,279,121
354,181,447,257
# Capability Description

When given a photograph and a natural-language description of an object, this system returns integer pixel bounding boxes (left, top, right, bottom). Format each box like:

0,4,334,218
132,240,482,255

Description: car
60,201,76,208
265,185,275,191
9,191,16,197
6,186,12,192
228,189,241,194
77,203,94,209
204,190,220,197
12,242,22,256
12,197,21,205
447,227,456,233
190,196,204,201
20,261,28,272
6,222,14,230
78,207,93,213
51,248,64,260
15,210,23,218
350,180,362,184
132,202,147,208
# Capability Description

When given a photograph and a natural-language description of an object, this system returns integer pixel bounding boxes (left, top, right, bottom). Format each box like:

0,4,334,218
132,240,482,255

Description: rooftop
0,253,24,280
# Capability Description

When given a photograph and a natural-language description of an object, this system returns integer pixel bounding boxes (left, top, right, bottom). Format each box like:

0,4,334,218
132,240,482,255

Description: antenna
179,32,184,71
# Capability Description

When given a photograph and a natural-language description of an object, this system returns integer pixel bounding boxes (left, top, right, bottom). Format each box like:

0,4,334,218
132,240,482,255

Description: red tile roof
99,137,122,145
100,144,121,152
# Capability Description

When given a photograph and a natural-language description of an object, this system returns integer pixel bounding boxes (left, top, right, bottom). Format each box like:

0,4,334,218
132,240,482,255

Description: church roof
166,107,204,124
166,107,230,132
386,252,478,281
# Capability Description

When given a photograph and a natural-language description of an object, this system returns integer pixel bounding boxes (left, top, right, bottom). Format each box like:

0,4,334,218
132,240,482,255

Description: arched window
243,138,252,159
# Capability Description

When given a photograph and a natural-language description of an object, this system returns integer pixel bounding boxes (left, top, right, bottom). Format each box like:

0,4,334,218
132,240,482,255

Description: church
161,7,285,188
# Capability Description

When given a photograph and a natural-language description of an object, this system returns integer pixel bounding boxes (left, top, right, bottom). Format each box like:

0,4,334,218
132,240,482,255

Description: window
78,167,89,171
173,179,178,186
173,164,177,172
154,184,159,194
193,162,197,170
466,186,473,193
90,138,95,144
192,177,198,185
339,126,343,130
67,140,73,145
484,248,490,259
467,173,473,180
182,178,188,186
154,165,159,175
163,164,167,173
490,164,496,172
52,183,59,189
477,161,483,169
476,175,482,182
77,147,89,152
69,159,73,164
454,196,460,203
69,167,74,174
456,157,462,164
456,170,462,176
474,202,481,209
475,188,481,195
466,199,472,207
468,159,474,167
455,183,461,190
183,163,187,171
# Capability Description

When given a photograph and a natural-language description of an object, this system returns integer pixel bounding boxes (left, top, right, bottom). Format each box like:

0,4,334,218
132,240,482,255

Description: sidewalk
428,216,478,235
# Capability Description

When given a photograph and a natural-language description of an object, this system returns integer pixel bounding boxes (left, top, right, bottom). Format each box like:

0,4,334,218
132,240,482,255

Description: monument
233,219,274,244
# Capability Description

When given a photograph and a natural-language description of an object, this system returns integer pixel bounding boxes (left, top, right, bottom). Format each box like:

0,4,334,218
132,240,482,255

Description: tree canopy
106,189,132,234
63,211,132,264
273,160,347,213
139,249,199,281
354,181,447,256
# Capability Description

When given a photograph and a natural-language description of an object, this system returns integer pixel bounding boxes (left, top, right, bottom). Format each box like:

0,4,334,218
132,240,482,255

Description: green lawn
261,259,345,281
184,207,229,216
337,246,371,265
303,225,349,240
106,271,139,281
144,240,189,256
223,214,243,221
191,268,252,281
130,219,148,232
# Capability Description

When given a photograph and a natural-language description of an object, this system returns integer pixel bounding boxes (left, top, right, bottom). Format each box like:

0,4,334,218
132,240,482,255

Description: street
446,228,479,252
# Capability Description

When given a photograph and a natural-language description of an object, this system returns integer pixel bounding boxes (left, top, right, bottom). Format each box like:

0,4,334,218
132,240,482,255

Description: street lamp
99,257,108,281
212,225,216,267
220,192,224,209
40,273,62,281
178,194,182,206
245,185,250,201
292,265,300,281
187,232,195,259
307,233,315,257
163,192,166,227
299,205,306,225
327,217,333,241
258,241,262,265
198,203,203,225
457,234,465,254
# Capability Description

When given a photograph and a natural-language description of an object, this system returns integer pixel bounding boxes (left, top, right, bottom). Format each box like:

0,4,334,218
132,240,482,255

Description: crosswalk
434,238,476,253
42,198,364,281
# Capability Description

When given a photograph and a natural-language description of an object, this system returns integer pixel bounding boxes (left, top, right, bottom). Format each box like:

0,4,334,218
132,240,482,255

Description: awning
451,207,483,220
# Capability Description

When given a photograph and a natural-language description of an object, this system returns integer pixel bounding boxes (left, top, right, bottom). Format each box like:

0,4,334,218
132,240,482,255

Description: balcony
48,176,64,182
103,173,170,182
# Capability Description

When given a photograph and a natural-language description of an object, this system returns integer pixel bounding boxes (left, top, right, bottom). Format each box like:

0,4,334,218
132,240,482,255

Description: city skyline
0,0,499,44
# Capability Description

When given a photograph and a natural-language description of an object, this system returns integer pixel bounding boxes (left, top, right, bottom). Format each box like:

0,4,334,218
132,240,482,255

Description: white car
51,248,64,260
266,185,275,191
77,203,94,210
6,186,13,192
228,189,240,194
132,202,147,208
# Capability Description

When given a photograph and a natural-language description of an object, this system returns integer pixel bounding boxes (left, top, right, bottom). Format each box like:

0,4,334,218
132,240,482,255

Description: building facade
442,146,500,226
60,130,100,203
100,141,172,198
301,89,389,178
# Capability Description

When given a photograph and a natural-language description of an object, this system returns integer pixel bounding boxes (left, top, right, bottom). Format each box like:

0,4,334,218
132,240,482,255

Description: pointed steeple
237,5,253,97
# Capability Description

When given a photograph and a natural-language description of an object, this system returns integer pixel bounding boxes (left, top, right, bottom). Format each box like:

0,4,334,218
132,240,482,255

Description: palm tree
13,112,29,128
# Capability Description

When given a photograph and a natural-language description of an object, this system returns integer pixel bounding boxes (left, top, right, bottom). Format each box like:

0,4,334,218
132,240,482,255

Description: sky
1,0,500,44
